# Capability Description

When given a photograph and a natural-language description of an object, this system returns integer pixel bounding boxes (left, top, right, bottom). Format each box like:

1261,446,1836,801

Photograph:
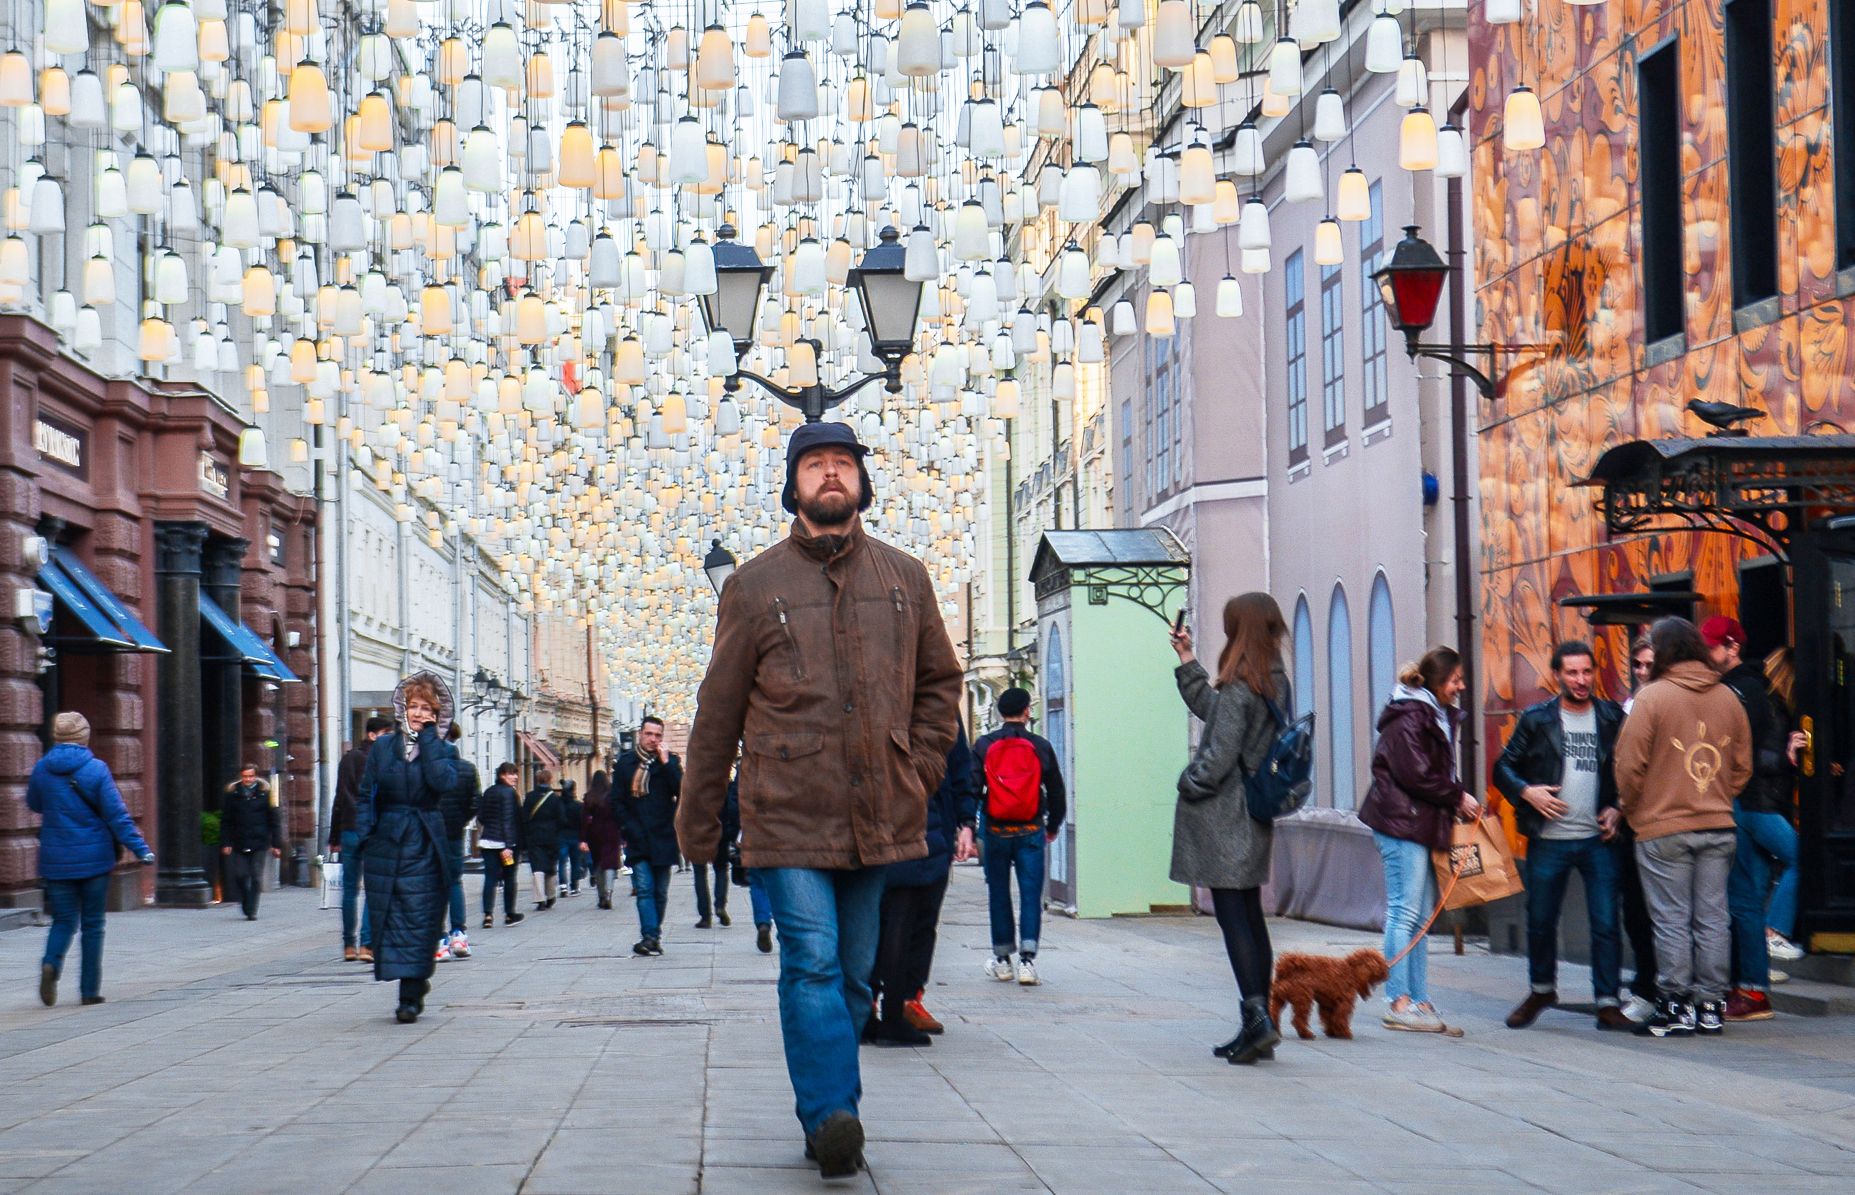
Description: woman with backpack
28,712,154,1006
1358,647,1483,1034
1168,593,1291,1066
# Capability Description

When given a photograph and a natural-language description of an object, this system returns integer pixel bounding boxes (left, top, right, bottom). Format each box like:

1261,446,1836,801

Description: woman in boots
355,671,462,1023
1168,593,1290,1065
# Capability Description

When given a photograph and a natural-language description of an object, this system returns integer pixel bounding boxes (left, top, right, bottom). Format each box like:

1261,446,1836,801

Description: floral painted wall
1468,0,1855,783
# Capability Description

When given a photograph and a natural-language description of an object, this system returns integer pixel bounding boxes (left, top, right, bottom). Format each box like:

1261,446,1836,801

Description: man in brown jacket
1614,617,1751,1039
679,420,961,1178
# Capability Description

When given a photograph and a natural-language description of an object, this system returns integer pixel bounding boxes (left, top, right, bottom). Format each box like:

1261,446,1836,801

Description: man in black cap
972,688,1067,987
679,420,962,1178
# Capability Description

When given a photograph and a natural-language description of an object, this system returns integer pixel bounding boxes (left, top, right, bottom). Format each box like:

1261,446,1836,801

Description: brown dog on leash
1270,949,1391,1040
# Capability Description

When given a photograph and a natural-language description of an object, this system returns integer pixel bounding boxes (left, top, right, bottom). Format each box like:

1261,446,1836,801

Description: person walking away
522,770,563,909
1615,632,1661,1022
617,716,682,954
972,688,1067,986
29,713,154,1006
1701,617,1797,1022
1359,647,1484,1033
557,779,584,896
678,421,962,1178
868,725,977,1047
1761,647,1807,969
355,671,463,1024
731,771,777,953
1167,594,1291,1064
221,765,282,921
1493,641,1630,1031
692,770,739,929
331,717,389,960
434,722,479,961
581,770,622,909
477,762,524,927
1615,617,1752,1038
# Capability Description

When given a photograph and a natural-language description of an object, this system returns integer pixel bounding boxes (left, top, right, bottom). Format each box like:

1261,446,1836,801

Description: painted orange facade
1468,0,1854,761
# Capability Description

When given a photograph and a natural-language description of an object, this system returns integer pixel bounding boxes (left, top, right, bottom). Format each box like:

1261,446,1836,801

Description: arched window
1328,585,1357,810
1368,573,1397,739
1292,595,1316,721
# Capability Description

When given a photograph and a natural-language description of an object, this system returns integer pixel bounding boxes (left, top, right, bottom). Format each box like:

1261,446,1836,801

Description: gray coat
1170,659,1287,890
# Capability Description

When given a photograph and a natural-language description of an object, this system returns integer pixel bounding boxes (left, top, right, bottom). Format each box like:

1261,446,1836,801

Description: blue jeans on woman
754,866,887,1135
1729,805,1800,992
340,830,371,949
43,872,110,1001
982,826,1046,958
632,862,674,940
1374,831,1435,1006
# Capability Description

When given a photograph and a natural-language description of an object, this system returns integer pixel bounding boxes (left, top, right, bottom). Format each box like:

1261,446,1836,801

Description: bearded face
794,446,863,530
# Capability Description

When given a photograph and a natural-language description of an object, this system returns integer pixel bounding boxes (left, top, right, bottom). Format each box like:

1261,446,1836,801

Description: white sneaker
1382,1004,1445,1032
1620,994,1656,1025
1770,967,1790,985
449,931,470,959
1016,958,1040,986
1768,932,1805,962
434,940,452,962
984,956,1015,982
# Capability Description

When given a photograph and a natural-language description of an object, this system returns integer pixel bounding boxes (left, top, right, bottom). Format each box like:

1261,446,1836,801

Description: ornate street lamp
1372,225,1527,400
697,225,925,422
702,539,738,595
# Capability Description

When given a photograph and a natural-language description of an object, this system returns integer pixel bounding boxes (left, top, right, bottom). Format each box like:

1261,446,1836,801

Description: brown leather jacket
678,518,963,870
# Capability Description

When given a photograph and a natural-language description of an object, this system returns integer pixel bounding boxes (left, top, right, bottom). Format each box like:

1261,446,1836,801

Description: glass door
1791,537,1855,948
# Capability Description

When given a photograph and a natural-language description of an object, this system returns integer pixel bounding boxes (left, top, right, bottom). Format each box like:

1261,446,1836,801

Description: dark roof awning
199,594,300,682
1560,591,1703,627
1029,528,1191,621
1578,435,1855,555
36,549,168,654
516,730,562,772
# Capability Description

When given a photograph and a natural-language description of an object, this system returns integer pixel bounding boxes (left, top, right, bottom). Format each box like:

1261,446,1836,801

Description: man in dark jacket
972,689,1067,987
1492,641,1629,1031
692,769,739,930
331,717,390,959
221,765,282,921
678,422,962,1176
522,770,564,909
867,725,977,1046
1704,616,1792,1021
478,762,525,927
617,716,682,954
435,723,479,960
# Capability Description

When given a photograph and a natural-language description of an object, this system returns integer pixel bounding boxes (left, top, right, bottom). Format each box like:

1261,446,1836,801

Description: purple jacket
1358,689,1465,851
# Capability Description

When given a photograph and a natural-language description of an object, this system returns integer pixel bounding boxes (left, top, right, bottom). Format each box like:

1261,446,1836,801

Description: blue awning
37,550,168,653
199,594,300,683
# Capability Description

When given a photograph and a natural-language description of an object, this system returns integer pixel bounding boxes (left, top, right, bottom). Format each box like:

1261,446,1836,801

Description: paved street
1,868,1853,1194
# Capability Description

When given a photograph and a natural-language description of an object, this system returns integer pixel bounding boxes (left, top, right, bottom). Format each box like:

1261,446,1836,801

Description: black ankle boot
1226,997,1281,1065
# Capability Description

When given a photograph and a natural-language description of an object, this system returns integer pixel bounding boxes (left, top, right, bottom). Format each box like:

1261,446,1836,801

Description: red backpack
983,736,1043,822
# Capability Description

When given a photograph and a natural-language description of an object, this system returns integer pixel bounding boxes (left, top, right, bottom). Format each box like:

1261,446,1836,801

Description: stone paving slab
2,864,1854,1193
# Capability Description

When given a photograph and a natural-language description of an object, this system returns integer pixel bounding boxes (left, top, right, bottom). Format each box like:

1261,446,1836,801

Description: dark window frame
1320,259,1347,447
1360,180,1390,426
1285,249,1308,467
1834,0,1855,269
1638,36,1686,345
1724,0,1779,310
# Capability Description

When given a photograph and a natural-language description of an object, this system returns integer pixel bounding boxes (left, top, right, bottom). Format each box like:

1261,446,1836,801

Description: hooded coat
27,743,152,880
1615,660,1752,841
356,672,462,981
1170,659,1288,890
1358,684,1467,852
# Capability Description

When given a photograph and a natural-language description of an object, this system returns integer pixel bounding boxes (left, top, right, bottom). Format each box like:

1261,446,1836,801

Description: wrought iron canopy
1030,528,1190,622
1577,436,1855,558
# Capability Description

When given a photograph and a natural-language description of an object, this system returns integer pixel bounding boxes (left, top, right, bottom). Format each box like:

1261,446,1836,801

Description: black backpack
1243,697,1316,822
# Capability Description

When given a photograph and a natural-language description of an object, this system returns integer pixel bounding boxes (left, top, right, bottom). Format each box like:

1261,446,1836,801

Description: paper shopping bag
1433,817,1525,910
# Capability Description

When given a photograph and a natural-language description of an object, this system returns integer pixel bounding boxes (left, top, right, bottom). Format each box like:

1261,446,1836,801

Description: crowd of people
16,415,1816,1183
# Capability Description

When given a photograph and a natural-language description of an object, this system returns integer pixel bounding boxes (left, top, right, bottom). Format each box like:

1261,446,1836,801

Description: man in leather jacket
1492,641,1628,1031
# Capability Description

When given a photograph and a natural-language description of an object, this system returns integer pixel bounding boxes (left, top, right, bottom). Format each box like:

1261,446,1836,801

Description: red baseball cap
1699,616,1745,648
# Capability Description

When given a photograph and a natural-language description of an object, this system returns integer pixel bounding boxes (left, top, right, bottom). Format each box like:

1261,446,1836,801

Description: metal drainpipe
1446,172,1478,789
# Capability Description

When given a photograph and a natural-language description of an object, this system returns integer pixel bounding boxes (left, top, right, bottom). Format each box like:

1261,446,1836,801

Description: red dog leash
1384,863,1462,970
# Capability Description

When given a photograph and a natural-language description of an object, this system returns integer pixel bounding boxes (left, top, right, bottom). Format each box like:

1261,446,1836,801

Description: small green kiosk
1029,529,1191,919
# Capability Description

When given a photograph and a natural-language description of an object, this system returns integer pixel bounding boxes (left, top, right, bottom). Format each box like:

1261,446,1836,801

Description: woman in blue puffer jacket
355,671,462,1023
27,712,153,1007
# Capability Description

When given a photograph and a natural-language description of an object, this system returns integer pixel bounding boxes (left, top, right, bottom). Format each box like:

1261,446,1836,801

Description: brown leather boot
1506,990,1557,1029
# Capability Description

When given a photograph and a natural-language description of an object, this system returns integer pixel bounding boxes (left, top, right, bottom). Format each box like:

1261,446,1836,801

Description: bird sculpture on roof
1686,399,1766,437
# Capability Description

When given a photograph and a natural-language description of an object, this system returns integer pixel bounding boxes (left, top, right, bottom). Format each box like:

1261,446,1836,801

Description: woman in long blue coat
356,671,461,1023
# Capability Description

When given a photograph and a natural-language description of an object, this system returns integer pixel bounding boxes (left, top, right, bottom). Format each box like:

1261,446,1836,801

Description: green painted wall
1055,581,1191,919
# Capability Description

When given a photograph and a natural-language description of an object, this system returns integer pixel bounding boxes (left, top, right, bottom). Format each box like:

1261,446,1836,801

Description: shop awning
199,594,300,683
36,549,168,653
517,730,562,771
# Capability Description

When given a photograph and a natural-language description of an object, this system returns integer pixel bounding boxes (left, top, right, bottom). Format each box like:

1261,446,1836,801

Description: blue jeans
1729,806,1799,991
755,867,887,1134
445,839,466,936
633,862,673,940
1374,832,1434,1006
43,873,110,1001
1524,835,1622,1004
557,841,585,890
749,870,773,928
340,831,371,949
982,827,1046,957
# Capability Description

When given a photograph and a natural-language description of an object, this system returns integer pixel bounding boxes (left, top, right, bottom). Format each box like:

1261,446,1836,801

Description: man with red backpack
971,688,1068,986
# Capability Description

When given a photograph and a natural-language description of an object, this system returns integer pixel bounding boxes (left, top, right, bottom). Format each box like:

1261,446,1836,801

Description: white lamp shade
1314,89,1348,141
1284,141,1323,204
1505,85,1546,152
1015,4,1061,76
1215,275,1244,318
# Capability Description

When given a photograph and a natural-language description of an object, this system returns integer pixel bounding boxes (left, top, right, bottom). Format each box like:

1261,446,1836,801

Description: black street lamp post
698,225,924,423
702,539,738,595
1372,225,1533,400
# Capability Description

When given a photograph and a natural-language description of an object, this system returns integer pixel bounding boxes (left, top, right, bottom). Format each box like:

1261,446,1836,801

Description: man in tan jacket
679,421,961,1178
1614,617,1751,1039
